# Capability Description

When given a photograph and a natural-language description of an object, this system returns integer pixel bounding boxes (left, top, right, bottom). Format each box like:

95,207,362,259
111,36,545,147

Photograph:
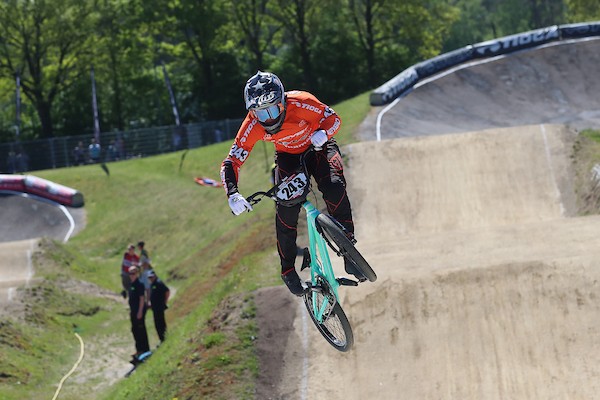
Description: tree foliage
565,0,600,22
0,0,592,142
0,0,95,138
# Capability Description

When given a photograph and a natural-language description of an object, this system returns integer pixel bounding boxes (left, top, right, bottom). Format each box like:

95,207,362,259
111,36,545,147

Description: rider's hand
228,192,253,215
310,129,328,148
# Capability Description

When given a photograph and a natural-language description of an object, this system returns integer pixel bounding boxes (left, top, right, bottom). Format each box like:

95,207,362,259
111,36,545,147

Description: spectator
137,241,151,265
128,266,150,357
72,141,86,166
172,126,188,150
88,138,101,163
15,149,29,172
148,270,170,344
106,139,118,162
214,128,223,143
6,151,16,173
139,260,154,306
121,244,140,298
116,135,126,159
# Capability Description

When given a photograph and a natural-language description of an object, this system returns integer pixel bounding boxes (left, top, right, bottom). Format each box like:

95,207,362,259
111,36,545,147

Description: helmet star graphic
254,80,266,91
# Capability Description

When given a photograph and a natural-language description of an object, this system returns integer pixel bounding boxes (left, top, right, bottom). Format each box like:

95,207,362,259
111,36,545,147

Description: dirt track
257,38,600,399
0,194,85,307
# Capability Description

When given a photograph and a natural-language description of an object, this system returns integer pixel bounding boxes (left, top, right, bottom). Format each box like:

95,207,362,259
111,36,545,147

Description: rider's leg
309,139,354,237
309,140,364,280
277,205,308,295
275,152,307,295
276,203,301,271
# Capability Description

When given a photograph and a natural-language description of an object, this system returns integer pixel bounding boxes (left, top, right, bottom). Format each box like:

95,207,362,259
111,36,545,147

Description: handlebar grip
247,191,268,205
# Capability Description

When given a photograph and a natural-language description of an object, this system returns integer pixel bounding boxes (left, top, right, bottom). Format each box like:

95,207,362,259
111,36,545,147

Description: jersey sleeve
292,91,342,140
220,115,263,196
320,103,341,139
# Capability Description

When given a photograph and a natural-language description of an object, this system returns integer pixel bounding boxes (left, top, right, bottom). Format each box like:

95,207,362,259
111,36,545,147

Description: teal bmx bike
247,151,377,352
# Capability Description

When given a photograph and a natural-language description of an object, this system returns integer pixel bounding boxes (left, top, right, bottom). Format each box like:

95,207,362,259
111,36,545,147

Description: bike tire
316,214,377,282
303,287,354,352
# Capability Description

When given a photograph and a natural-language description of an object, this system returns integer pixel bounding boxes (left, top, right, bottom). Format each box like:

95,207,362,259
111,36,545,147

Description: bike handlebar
246,189,276,206
245,146,320,207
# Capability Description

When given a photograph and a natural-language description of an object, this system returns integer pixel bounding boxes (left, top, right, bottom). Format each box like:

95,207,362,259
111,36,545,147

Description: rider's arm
220,115,262,196
137,293,145,319
318,104,341,140
164,287,170,305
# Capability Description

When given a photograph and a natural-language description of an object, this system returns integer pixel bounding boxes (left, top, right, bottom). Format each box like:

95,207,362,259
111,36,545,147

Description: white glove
228,193,253,215
311,129,328,148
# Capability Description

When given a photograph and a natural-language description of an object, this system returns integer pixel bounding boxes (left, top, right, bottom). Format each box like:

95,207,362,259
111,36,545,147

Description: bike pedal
300,247,311,271
336,277,359,287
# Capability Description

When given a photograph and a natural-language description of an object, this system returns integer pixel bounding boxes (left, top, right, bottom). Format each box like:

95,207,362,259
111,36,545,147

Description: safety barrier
370,21,600,106
0,174,84,207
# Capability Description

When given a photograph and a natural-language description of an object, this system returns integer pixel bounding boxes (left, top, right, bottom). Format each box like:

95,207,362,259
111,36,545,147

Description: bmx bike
247,150,376,352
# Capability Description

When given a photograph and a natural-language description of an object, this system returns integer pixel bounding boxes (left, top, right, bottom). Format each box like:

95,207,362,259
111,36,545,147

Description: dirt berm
261,125,600,400
256,38,600,400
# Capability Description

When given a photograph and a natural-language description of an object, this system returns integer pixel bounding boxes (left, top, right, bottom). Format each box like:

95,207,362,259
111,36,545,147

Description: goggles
252,103,284,123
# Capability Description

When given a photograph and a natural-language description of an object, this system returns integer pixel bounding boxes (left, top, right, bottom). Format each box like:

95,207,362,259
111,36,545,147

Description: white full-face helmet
244,71,286,134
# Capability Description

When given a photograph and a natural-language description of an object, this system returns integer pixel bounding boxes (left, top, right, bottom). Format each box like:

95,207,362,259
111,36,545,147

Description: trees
565,0,600,21
229,0,282,72
0,0,95,138
0,0,588,143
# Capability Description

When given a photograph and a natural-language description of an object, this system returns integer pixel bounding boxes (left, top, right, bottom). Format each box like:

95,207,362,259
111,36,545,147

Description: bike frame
303,200,340,322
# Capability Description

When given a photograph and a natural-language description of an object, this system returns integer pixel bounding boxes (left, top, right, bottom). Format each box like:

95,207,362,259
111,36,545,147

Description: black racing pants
130,310,150,354
275,140,353,273
152,309,167,342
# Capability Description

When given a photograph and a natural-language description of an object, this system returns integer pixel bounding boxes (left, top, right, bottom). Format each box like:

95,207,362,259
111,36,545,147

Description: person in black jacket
148,270,170,344
128,266,150,357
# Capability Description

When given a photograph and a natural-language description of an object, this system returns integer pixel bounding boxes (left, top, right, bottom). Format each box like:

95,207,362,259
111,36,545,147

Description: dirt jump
0,193,84,309
256,38,600,399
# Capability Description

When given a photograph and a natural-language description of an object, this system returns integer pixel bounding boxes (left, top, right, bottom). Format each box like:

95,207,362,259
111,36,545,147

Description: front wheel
316,214,377,282
303,282,353,352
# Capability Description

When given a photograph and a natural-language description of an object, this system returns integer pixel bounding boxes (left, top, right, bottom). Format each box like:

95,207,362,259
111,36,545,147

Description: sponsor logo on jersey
290,101,323,115
326,117,341,137
276,126,312,149
240,119,258,144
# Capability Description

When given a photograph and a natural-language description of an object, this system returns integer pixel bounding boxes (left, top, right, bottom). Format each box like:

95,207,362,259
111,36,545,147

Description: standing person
137,241,150,265
72,141,85,166
128,266,150,357
88,138,101,163
139,260,153,306
116,135,126,159
120,244,140,298
6,151,16,173
148,270,170,344
106,139,118,162
220,71,364,297
15,149,29,172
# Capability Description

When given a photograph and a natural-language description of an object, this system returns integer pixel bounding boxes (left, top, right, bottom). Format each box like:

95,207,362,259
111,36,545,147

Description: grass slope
0,92,371,400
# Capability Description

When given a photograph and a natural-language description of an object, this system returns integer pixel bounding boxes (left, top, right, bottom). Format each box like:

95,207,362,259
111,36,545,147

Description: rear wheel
316,214,377,282
303,278,353,352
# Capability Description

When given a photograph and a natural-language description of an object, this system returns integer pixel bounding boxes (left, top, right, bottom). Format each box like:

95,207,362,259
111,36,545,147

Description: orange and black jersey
220,91,341,196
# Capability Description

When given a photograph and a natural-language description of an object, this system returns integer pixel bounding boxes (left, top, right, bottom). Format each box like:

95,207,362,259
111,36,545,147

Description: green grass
0,91,372,400
581,128,600,143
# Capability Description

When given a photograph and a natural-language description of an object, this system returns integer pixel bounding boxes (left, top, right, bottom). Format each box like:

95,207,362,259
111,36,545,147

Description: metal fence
0,119,242,173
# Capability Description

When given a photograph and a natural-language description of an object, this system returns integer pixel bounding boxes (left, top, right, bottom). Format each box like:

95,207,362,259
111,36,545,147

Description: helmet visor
252,103,284,124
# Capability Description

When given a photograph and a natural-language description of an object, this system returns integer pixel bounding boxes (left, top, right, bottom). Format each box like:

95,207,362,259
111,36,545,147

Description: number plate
276,172,309,202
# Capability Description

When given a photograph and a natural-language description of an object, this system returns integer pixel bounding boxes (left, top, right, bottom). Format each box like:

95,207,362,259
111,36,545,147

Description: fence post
50,138,56,169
